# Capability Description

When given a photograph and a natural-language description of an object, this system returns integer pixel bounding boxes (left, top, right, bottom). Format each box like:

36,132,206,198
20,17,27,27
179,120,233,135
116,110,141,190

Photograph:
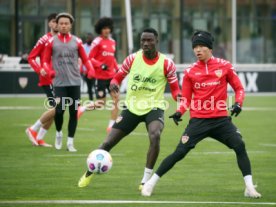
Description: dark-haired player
142,30,261,198
26,13,58,147
78,28,181,188
78,17,119,132
43,13,95,152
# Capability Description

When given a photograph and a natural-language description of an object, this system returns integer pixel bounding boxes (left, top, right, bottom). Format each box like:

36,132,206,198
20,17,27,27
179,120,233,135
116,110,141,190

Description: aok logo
133,74,156,84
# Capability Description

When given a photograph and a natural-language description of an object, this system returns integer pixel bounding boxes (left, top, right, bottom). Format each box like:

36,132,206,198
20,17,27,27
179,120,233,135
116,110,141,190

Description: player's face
58,17,72,34
140,32,158,55
48,19,58,33
101,27,111,38
193,45,212,62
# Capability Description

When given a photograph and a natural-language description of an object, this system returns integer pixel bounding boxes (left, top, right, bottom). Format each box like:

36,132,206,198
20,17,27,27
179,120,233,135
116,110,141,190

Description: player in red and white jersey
79,17,119,132
25,13,58,147
142,30,261,198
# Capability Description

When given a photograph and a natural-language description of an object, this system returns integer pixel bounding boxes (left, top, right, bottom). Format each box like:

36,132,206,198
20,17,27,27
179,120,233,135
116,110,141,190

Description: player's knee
149,131,161,147
233,140,246,155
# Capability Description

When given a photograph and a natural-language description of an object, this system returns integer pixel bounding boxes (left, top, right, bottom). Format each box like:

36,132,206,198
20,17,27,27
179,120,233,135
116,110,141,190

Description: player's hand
230,102,242,117
169,112,182,125
40,68,47,77
49,70,56,78
109,83,119,93
101,64,108,70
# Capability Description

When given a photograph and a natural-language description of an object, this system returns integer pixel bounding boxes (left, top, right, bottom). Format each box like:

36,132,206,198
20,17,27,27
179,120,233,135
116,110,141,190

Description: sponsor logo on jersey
19,77,28,89
130,84,156,92
181,135,189,144
215,69,222,78
102,51,114,56
133,74,156,84
194,81,221,89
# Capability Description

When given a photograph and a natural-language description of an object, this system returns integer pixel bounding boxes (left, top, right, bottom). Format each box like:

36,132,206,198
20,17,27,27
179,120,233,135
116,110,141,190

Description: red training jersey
89,36,118,80
178,56,245,118
111,52,180,101
28,32,53,86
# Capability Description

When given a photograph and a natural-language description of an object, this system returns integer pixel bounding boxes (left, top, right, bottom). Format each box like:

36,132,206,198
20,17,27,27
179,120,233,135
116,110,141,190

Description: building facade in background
0,0,275,64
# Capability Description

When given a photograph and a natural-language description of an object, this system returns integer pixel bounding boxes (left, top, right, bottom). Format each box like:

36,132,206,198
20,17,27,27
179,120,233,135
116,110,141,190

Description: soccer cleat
141,182,155,197
67,144,77,152
37,139,52,147
78,172,94,188
244,185,262,198
138,183,144,191
55,132,63,150
77,106,86,120
106,127,112,133
25,127,38,146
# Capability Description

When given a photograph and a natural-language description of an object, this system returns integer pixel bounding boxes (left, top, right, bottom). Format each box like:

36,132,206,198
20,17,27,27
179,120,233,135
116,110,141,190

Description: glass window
181,0,231,63
237,0,276,63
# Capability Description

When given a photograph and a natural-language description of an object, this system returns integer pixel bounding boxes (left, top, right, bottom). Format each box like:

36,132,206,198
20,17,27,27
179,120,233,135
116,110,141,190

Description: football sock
56,131,62,137
30,120,42,132
244,175,254,187
37,128,47,140
67,137,74,145
147,173,160,186
108,120,115,128
141,168,153,184
86,171,93,177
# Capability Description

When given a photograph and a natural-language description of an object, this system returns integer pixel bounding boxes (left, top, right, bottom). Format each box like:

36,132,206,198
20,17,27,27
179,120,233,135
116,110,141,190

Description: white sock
244,175,254,188
108,120,115,128
56,131,63,137
37,128,47,140
147,173,160,186
67,137,74,145
30,120,42,132
141,168,153,184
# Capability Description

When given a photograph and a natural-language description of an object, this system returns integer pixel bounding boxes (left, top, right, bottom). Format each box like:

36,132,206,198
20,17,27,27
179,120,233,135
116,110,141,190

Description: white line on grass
0,200,275,205
0,106,43,110
260,144,276,147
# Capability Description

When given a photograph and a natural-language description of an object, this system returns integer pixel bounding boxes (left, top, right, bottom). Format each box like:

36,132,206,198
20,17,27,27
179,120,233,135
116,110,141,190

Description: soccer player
141,30,262,198
43,13,95,152
78,28,180,188
80,33,96,101
78,17,119,132
26,13,58,147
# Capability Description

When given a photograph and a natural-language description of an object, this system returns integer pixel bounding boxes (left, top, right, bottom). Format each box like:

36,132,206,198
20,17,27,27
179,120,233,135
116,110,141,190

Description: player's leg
210,117,261,198
142,118,208,196
25,85,54,146
139,109,164,188
36,85,56,147
108,79,119,132
66,86,81,152
54,86,67,150
78,108,142,187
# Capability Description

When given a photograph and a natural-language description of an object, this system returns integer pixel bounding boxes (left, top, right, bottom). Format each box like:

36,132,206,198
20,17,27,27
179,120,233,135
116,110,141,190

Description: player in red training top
142,30,261,198
78,17,119,132
25,13,58,147
43,13,95,152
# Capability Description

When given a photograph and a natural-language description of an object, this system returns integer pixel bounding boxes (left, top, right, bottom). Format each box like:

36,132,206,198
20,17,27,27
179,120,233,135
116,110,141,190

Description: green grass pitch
0,95,275,207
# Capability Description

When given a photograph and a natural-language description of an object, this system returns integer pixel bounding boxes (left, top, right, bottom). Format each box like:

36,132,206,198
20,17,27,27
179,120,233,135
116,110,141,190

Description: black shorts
54,86,81,110
112,108,164,135
180,116,243,149
96,79,112,99
42,84,55,107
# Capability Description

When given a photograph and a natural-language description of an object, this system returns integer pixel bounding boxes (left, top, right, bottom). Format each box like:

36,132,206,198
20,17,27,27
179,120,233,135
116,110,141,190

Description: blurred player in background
26,13,58,147
78,28,181,189
141,30,261,198
80,33,96,101
43,13,95,152
78,17,119,133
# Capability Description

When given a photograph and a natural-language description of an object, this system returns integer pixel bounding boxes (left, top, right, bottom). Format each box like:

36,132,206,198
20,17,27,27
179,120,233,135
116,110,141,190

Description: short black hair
94,17,113,35
142,28,158,37
47,13,57,23
56,12,74,24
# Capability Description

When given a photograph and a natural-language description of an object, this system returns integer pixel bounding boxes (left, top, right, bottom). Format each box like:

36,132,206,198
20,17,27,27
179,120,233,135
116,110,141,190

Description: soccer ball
87,149,113,174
